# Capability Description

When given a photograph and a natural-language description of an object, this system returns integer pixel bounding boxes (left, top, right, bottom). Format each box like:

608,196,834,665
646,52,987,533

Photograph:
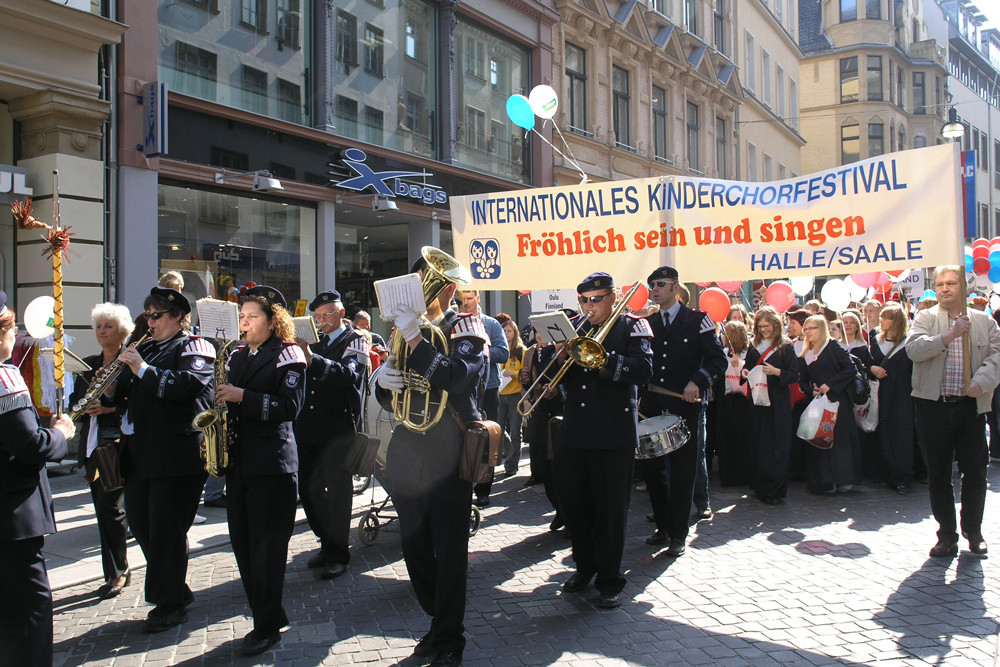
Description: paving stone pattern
52,465,1000,666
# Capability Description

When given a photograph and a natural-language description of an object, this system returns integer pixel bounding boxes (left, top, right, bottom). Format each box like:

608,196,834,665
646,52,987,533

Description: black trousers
124,472,205,608
914,397,989,541
227,469,297,635
89,479,129,582
473,388,500,499
298,439,353,565
554,447,634,595
637,404,702,541
0,536,52,667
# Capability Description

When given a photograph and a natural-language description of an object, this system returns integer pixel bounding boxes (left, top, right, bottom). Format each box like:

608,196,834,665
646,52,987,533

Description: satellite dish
24,296,56,339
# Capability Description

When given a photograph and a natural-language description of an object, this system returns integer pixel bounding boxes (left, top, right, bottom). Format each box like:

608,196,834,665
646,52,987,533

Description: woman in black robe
798,315,863,494
841,311,878,481
868,303,914,494
741,307,798,504
714,321,752,486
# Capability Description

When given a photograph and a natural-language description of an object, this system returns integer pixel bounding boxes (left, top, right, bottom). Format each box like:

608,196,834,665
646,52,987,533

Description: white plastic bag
797,394,839,449
747,365,770,406
725,357,748,396
853,379,879,432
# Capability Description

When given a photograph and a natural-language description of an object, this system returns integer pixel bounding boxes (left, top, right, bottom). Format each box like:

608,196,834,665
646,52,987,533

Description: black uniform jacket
294,324,366,443
70,350,124,450
640,304,727,417
0,364,68,541
226,337,307,475
556,313,653,451
120,333,216,478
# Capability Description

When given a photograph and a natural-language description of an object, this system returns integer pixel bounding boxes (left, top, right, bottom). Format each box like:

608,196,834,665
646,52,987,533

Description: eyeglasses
802,326,820,331
649,280,676,289
147,311,169,321
578,293,612,304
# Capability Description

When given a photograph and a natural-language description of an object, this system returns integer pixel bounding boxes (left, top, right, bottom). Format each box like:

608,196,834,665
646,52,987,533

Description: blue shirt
479,314,509,390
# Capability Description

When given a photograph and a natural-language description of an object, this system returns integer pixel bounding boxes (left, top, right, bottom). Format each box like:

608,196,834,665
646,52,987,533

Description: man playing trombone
554,272,652,609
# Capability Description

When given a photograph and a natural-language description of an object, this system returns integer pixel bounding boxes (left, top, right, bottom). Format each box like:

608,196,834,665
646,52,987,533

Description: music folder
529,311,578,345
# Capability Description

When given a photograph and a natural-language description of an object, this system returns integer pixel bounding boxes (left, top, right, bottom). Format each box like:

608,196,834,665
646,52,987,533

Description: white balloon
528,85,559,120
820,279,851,311
991,295,1000,311
976,274,993,289
843,276,867,302
790,276,814,296
886,269,911,283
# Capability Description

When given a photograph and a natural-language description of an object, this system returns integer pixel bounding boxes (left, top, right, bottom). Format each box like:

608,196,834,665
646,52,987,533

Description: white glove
392,305,422,342
377,354,405,393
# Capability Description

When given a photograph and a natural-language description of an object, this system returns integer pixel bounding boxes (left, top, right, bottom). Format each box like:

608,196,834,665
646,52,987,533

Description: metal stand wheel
469,506,482,536
352,474,372,495
358,510,380,545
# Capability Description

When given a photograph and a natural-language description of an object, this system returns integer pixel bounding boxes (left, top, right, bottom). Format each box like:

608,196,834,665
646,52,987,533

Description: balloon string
530,126,588,184
548,120,588,183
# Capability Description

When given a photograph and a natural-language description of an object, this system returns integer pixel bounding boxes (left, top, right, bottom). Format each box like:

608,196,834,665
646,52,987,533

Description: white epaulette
181,336,217,358
699,313,716,334
451,313,489,343
630,317,654,337
277,343,307,368
0,365,32,415
346,335,371,358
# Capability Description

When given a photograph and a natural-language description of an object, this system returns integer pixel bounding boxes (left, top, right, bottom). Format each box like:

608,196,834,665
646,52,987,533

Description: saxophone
193,340,235,477
70,332,151,422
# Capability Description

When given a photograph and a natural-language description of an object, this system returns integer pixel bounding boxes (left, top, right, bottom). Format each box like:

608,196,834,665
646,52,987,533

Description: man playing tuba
376,249,486,667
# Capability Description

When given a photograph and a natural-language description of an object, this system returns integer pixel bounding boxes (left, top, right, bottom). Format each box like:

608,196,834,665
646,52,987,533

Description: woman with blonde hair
797,315,862,494
714,320,753,486
496,313,526,476
868,303,914,494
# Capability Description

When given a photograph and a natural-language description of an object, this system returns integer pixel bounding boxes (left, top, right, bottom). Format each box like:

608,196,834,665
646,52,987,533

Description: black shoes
430,650,463,666
97,570,130,599
474,496,490,508
962,532,989,555
203,495,227,508
241,631,280,656
143,606,187,633
694,506,713,520
665,539,686,558
549,515,565,532
321,563,348,580
413,633,436,657
563,571,594,593
760,496,782,505
895,485,911,495
595,592,623,609
929,537,959,558
522,475,539,487
645,530,668,546
307,551,327,569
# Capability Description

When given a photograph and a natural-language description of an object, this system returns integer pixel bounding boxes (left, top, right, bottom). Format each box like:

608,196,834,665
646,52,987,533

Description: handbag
341,431,381,476
796,394,839,449
92,440,125,492
459,420,503,484
836,352,871,405
853,378,879,432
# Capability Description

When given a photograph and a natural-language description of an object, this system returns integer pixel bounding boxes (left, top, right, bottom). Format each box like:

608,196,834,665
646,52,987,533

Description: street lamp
941,107,965,141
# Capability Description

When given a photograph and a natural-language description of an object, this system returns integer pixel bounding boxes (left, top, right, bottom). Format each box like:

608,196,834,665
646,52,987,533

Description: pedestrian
495,313,525,477
714,320,752,487
868,302,914,494
520,327,563,518
906,265,1000,557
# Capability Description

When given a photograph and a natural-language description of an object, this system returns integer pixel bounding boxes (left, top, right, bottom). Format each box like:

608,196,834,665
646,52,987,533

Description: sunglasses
578,293,612,304
147,311,170,321
649,280,676,289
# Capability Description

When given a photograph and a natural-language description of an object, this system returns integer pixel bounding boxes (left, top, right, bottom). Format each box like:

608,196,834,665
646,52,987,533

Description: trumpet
518,283,642,418
70,332,151,422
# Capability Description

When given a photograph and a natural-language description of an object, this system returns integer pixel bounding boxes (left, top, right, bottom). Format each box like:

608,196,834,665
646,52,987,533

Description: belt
938,395,968,404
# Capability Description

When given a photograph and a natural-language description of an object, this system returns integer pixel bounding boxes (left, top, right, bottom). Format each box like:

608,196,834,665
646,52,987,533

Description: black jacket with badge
119,333,216,479
226,336,307,475
555,313,653,451
640,303,727,417
294,325,366,444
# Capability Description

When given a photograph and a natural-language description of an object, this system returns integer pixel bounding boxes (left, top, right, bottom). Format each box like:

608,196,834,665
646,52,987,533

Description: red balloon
874,272,892,286
973,238,990,248
695,281,712,288
764,281,795,313
698,287,730,323
850,272,881,288
517,289,531,295
973,246,990,258
624,283,650,311
974,256,991,275
885,269,907,279
715,280,743,293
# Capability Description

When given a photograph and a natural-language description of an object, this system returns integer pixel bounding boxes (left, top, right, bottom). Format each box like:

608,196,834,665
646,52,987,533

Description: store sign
331,148,447,205
0,164,32,204
141,81,168,157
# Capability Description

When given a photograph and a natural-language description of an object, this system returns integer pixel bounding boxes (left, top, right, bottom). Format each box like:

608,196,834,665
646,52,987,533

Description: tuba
193,340,236,477
391,246,472,433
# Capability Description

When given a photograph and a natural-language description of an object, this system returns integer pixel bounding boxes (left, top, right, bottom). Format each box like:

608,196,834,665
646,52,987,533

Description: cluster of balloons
506,85,559,131
967,238,1000,284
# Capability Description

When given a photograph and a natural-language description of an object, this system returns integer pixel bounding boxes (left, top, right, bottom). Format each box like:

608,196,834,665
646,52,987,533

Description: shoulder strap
756,346,775,366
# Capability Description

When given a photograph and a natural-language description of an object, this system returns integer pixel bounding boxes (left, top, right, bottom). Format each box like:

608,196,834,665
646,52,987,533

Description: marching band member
217,286,306,656
0,291,75,667
377,253,486,667
117,286,216,632
639,266,726,557
295,290,368,581
556,272,652,609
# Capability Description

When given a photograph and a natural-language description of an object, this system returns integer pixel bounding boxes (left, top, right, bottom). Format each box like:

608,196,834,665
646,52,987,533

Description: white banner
450,144,962,290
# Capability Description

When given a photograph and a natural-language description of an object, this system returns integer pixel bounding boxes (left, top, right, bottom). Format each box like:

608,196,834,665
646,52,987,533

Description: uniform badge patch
285,371,301,388
457,340,473,356
192,357,206,370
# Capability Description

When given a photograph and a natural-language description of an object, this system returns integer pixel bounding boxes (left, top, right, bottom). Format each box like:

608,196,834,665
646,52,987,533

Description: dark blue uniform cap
149,286,191,314
647,266,679,284
577,272,614,294
243,285,287,309
309,290,342,311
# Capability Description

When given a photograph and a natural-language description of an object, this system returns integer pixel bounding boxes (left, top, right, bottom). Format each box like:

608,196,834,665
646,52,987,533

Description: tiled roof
799,0,833,54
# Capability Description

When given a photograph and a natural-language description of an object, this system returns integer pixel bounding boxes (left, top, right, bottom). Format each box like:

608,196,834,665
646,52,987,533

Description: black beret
577,272,614,294
786,309,808,325
309,290,342,311
243,285,287,309
0,289,7,317
149,286,191,315
647,266,679,283
410,256,428,275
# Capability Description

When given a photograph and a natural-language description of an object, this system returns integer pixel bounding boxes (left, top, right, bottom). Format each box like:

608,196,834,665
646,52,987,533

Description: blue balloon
990,268,1000,283
966,254,975,272
990,251,1000,266
506,94,535,130
922,289,937,299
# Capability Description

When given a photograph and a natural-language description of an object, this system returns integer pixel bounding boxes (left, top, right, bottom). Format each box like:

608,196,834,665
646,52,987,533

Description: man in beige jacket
907,265,1000,558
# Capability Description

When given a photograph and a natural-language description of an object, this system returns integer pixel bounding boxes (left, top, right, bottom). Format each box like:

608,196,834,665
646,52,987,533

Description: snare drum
635,413,690,459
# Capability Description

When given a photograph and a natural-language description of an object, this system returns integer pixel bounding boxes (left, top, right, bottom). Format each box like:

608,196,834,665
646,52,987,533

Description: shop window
613,66,631,150
241,66,268,115
277,0,300,47
336,96,359,138
868,123,884,157
841,124,860,164
364,25,384,77
652,85,669,162
241,0,266,31
841,57,858,103
867,56,883,101
174,42,217,100
566,42,588,135
365,107,384,145
277,79,302,124
269,162,295,180
209,147,248,171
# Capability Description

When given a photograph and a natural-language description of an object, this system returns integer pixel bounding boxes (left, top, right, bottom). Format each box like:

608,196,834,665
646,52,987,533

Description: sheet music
529,312,578,345
293,317,319,344
374,273,427,317
195,298,240,341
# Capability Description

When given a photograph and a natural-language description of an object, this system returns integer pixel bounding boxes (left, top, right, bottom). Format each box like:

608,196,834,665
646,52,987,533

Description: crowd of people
1,259,997,667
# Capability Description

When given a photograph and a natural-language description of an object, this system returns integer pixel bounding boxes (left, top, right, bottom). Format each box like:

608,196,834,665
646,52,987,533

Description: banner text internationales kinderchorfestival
449,143,962,290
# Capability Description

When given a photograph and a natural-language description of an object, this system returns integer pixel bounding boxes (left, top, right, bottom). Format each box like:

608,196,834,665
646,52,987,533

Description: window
869,123,884,156
465,106,487,150
789,79,798,129
841,124,860,164
913,135,926,148
566,43,587,134
775,65,785,117
761,50,771,105
744,32,756,92
365,107,383,145
788,0,796,38
896,67,903,108
775,0,783,23
866,0,880,19
763,153,773,180
490,58,506,93
405,95,423,134
981,132,989,172
612,66,631,148
337,11,358,66
716,117,727,179
174,42,217,99
276,79,301,124
464,37,486,78
652,85,669,162
778,163,786,179
684,0,698,35
913,71,925,114
747,141,758,180
888,61,894,104
714,2,725,54
897,127,904,151
867,56,882,101
912,18,919,40
335,95,359,138
189,0,219,10
995,140,1000,189
686,101,700,171
841,0,857,22
240,66,267,114
364,25,384,76
840,56,859,103
241,0,265,31
276,0,300,46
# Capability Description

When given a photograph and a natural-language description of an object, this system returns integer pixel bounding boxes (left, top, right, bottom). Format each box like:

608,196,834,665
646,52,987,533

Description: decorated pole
10,170,75,416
